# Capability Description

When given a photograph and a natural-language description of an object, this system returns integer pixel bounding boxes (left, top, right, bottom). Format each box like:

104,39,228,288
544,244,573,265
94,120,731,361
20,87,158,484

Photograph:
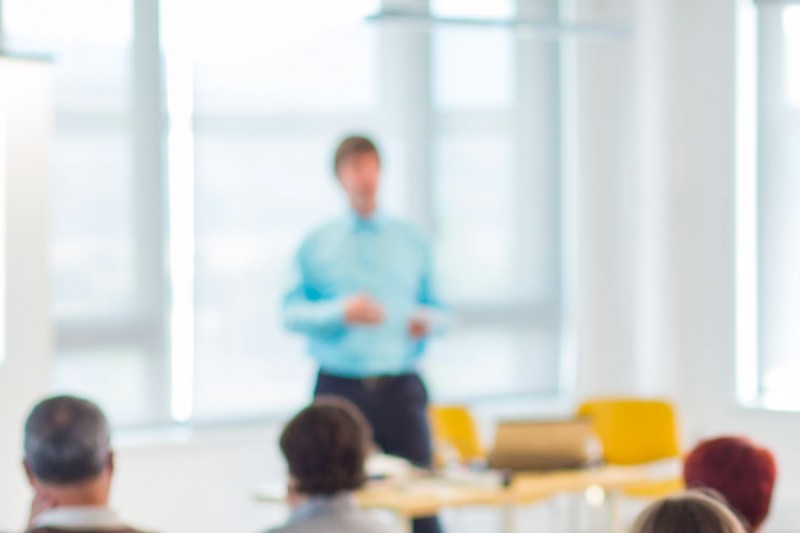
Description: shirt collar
32,506,129,531
288,493,357,524
347,210,383,232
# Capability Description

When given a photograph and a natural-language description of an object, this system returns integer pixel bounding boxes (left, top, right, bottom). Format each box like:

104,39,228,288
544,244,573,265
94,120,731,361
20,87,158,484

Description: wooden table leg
502,503,516,533
396,512,412,533
608,491,622,533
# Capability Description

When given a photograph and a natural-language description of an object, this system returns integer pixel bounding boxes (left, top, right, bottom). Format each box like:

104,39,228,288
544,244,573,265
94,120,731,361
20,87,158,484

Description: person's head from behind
279,396,372,505
333,135,381,216
23,395,114,505
684,436,776,532
631,490,748,533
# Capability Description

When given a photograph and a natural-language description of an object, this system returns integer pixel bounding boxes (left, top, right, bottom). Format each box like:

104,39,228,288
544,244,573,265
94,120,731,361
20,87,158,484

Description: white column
630,0,675,397
659,0,739,433
378,0,434,231
568,0,641,397
0,56,53,531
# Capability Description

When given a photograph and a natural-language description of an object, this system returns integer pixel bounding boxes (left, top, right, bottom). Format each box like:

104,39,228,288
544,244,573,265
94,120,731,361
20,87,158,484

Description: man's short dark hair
280,396,373,496
333,135,380,176
24,395,111,484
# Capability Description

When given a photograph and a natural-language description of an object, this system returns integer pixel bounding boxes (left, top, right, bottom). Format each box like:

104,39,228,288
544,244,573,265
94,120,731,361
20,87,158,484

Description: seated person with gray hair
22,395,148,533
268,396,394,533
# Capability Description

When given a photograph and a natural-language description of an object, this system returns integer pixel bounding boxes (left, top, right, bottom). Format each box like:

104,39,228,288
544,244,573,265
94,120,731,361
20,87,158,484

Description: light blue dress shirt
282,212,445,378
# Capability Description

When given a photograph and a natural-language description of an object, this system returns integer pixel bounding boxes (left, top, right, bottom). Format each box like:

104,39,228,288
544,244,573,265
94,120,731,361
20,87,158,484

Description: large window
424,0,562,400
4,0,170,426
740,1,800,408
4,0,566,426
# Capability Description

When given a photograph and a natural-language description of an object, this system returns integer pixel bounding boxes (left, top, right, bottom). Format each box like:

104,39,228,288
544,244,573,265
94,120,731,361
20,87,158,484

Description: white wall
110,427,288,533
0,57,53,531
570,0,645,398
574,0,800,530
662,0,800,526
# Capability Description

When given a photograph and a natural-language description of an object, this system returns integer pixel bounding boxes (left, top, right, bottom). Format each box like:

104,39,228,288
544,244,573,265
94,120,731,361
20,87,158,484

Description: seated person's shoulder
265,511,396,533
29,527,155,533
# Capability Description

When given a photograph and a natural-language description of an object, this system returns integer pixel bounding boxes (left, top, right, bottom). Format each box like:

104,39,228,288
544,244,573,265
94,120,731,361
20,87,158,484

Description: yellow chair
577,398,684,497
428,405,485,465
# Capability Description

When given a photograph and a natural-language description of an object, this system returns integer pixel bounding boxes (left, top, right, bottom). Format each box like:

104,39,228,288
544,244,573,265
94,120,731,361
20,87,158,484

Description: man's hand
344,294,385,325
408,315,430,339
28,491,56,528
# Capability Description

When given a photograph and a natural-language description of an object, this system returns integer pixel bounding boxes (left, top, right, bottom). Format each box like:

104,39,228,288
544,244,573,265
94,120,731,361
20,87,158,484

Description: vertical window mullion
161,0,197,423
132,0,169,423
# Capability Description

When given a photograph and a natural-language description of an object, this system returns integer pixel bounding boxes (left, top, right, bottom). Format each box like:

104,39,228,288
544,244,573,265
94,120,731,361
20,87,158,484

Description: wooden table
255,463,681,533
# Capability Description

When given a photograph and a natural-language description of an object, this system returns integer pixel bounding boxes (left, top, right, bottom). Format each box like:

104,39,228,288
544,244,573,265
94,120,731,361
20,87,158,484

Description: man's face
337,151,381,214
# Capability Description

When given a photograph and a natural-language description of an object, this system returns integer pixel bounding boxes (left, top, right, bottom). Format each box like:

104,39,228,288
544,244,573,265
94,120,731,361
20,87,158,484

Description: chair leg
570,493,582,532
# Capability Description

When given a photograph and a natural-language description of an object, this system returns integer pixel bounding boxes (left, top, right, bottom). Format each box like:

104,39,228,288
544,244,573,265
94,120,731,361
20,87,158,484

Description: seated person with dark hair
268,397,393,533
683,436,777,532
22,395,148,533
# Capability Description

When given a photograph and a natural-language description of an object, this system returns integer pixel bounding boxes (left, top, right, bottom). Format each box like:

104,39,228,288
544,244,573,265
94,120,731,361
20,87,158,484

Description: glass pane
758,5,800,407
187,0,384,421
435,135,516,302
434,27,514,110
4,0,136,319
432,0,514,18
3,0,131,45
192,135,349,420
422,324,559,400
785,6,800,108
5,0,157,426
53,347,155,427
3,0,131,111
51,130,134,318
191,0,377,114
429,9,561,404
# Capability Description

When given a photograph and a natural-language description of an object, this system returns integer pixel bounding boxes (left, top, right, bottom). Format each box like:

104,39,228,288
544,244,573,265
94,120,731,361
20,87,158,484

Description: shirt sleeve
281,245,346,335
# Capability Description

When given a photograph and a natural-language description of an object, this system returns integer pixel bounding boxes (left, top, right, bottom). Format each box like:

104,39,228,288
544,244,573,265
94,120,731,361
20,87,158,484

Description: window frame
6,0,570,427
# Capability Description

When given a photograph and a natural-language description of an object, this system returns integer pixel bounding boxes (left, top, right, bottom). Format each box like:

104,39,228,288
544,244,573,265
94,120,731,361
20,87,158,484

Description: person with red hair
683,436,777,532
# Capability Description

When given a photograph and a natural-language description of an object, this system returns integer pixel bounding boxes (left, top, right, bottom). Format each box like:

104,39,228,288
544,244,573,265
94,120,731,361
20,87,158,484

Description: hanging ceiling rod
365,10,628,40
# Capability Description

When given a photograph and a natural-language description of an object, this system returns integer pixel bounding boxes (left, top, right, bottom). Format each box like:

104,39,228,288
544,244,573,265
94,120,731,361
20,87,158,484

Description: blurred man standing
283,135,445,533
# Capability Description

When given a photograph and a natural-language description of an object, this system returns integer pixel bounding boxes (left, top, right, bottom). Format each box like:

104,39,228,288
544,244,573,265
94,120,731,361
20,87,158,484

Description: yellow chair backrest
429,405,485,463
577,398,680,465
